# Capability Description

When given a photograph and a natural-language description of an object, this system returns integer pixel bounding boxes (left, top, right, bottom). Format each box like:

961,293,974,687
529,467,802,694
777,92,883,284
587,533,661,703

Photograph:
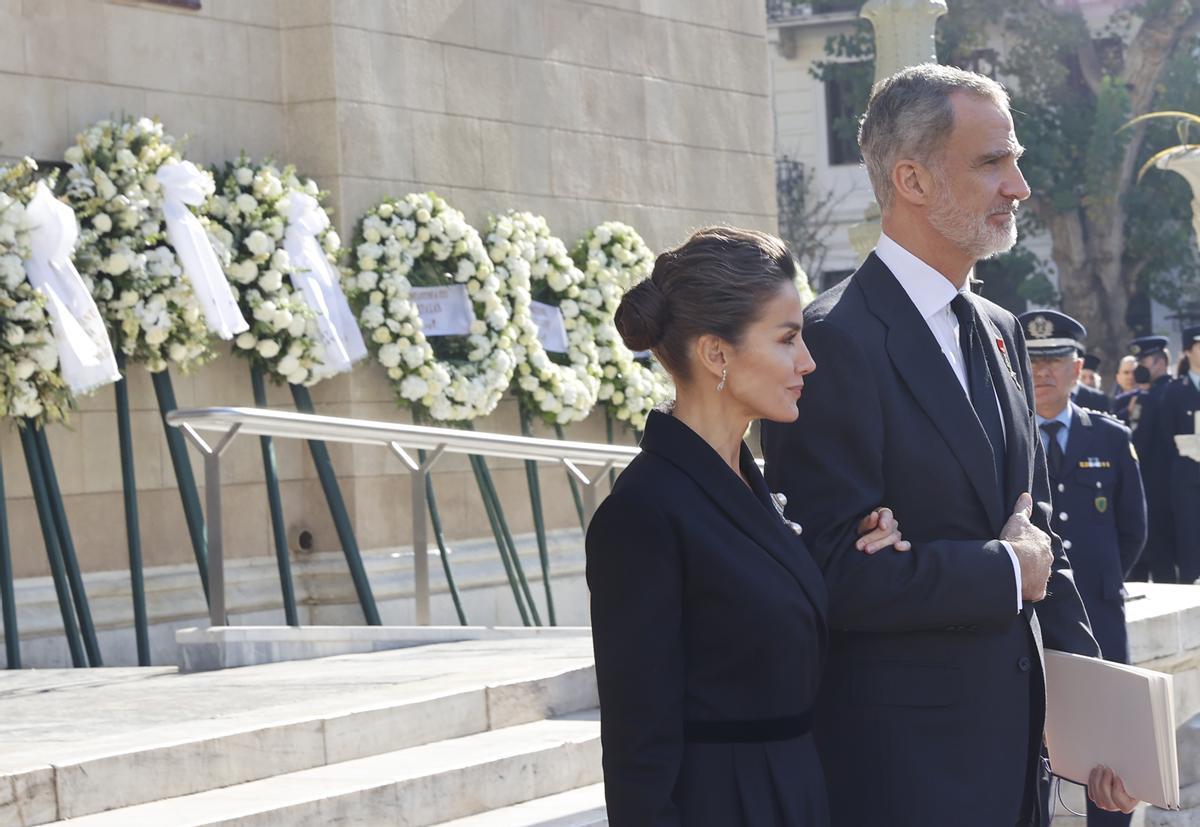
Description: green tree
812,0,1200,365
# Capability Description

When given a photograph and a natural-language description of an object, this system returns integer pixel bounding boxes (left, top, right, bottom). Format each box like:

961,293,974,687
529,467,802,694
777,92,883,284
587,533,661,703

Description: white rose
236,193,259,214
257,340,281,358
92,213,113,234
5,326,25,346
14,359,36,380
288,315,308,337
102,253,131,275
64,145,84,165
235,167,254,186
287,368,309,385
259,269,283,292
144,328,169,346
323,231,340,252
277,354,300,376
169,343,188,362
245,230,273,258
271,309,293,331
236,332,257,349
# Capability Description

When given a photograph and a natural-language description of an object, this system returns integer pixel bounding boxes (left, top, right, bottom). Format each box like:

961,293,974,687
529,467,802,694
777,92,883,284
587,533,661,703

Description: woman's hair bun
614,278,668,352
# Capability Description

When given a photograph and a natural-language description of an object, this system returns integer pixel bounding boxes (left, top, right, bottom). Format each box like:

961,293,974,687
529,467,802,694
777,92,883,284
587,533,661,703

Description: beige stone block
646,79,772,156
65,83,148,142
549,129,613,202
406,0,475,47
377,32,446,112
184,20,252,99
218,480,273,559
0,74,69,163
412,111,483,188
202,0,280,27
23,0,107,82
543,0,611,68
77,409,127,496
579,66,646,141
473,0,545,59
445,45,517,122
480,122,552,196
0,426,31,499
349,473,412,550
281,24,336,103
0,764,57,827
103,3,195,93
285,100,341,179
338,102,415,181
330,0,407,33
605,8,651,77
0,8,23,75
633,138,678,208
277,0,331,28
6,496,46,579
512,59,576,131
717,29,772,96
244,27,284,103
40,421,84,497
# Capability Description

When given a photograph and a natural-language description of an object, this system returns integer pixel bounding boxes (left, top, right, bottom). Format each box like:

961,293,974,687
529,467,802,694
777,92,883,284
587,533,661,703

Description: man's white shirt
875,233,1024,613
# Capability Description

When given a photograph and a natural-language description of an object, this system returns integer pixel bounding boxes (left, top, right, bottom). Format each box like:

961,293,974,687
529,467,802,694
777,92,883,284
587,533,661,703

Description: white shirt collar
874,232,966,321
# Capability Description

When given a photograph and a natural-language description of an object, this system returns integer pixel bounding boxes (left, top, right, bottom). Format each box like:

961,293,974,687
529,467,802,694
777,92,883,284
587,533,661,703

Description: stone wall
0,0,777,588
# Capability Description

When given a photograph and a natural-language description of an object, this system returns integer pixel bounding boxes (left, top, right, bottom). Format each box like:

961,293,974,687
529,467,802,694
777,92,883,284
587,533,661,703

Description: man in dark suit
762,65,1131,826
1021,310,1146,827
1160,326,1200,583
1127,335,1178,582
1074,353,1110,412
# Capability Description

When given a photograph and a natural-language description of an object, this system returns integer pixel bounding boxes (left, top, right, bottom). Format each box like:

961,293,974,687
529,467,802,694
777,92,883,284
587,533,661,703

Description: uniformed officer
1113,365,1150,429
1074,353,1110,413
1127,335,1178,582
1160,326,1200,583
1021,310,1148,827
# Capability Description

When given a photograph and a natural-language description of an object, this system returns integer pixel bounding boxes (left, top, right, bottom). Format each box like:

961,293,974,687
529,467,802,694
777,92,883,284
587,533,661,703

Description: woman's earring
716,367,727,392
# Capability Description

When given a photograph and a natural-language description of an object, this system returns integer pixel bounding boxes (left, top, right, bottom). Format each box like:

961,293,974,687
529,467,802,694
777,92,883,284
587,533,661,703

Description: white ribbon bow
23,182,122,395
156,161,248,340
283,192,366,376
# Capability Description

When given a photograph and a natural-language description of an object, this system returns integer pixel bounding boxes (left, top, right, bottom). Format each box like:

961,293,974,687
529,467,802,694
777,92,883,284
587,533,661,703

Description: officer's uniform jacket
1045,403,1147,663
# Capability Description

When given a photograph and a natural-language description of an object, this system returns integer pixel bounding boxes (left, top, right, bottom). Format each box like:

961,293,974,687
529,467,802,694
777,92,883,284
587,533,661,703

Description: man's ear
892,159,936,207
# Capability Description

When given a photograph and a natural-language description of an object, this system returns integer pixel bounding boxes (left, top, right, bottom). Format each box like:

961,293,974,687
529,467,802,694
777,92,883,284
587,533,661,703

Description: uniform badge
1095,496,1108,513
1027,315,1054,339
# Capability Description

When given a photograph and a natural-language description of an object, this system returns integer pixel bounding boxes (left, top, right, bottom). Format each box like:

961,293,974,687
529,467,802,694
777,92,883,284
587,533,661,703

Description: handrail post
182,424,241,627
391,442,445,626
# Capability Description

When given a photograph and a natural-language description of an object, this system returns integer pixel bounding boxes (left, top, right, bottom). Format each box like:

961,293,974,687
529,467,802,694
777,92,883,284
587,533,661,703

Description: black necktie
950,294,1007,503
1040,421,1065,478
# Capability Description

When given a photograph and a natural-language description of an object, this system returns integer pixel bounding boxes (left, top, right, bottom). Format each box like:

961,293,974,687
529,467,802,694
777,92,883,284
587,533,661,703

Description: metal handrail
165,406,641,628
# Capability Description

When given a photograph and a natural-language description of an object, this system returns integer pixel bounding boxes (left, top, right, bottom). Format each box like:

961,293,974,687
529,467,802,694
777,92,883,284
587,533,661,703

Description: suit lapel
639,411,828,620
856,256,1004,529
971,299,1034,515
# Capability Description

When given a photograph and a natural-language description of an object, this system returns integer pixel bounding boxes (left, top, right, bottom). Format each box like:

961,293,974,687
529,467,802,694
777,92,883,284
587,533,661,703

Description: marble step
10,662,597,824
46,712,602,827
433,783,607,826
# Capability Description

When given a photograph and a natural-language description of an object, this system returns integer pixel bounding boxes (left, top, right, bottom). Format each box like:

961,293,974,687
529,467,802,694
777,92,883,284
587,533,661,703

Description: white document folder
1044,649,1180,810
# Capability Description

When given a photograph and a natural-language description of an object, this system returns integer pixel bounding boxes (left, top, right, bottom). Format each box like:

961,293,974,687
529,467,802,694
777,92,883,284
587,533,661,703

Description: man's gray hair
858,64,1011,210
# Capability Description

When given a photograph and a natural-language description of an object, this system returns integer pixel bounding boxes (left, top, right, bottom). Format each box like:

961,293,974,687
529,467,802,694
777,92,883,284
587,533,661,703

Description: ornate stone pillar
848,0,948,261
1157,148,1200,245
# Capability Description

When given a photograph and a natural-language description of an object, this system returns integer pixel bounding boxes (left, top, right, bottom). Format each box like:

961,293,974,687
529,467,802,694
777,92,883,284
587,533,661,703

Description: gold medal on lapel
1095,496,1108,513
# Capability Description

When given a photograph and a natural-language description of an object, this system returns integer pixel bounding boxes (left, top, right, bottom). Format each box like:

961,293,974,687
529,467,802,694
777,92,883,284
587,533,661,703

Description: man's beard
928,176,1019,261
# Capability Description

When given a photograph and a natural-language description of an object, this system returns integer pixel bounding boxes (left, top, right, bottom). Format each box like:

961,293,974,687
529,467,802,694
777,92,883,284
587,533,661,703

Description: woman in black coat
587,227,909,826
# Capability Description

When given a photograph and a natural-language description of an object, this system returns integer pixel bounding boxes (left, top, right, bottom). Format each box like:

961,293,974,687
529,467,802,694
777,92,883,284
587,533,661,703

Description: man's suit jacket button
1063,539,1072,550
1017,656,1032,672
1057,483,1065,493
1059,512,1069,521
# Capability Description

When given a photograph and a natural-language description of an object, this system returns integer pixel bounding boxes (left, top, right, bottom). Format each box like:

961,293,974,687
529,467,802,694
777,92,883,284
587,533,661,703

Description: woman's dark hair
614,226,797,381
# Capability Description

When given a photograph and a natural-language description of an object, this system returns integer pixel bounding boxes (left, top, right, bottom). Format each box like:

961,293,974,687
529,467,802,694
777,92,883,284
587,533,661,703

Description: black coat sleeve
1115,427,1148,577
586,491,683,827
763,319,1016,633
1010,331,1101,657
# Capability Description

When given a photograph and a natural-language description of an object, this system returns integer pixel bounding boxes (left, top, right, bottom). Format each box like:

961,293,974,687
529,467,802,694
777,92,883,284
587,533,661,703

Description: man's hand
1000,492,1052,602
1088,765,1138,814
